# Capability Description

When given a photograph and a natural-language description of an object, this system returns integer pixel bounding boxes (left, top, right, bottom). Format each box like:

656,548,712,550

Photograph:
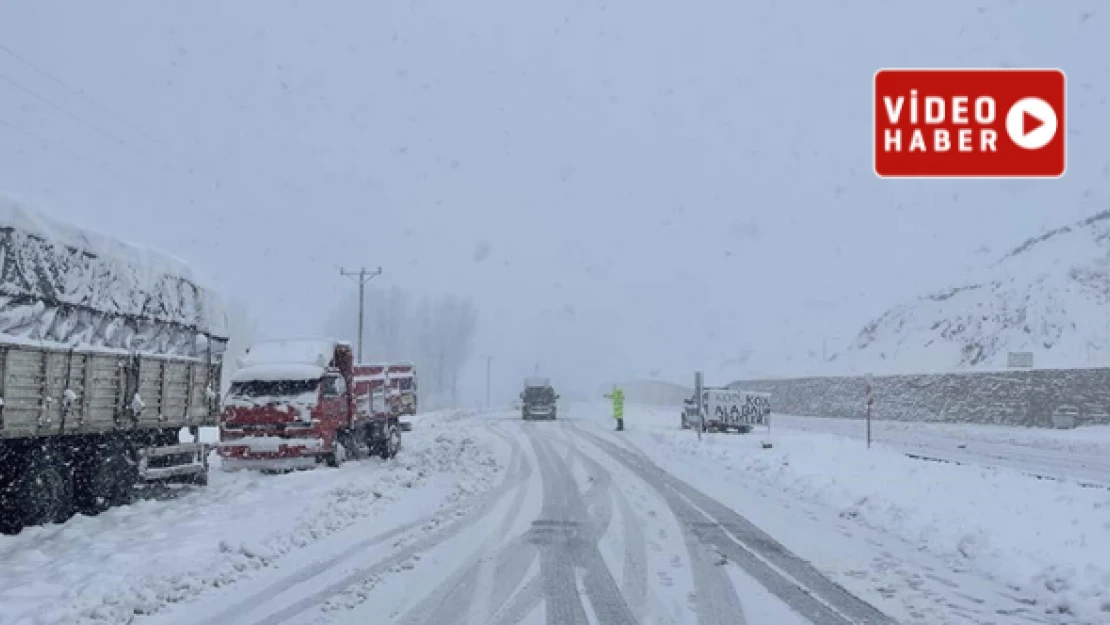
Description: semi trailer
0,196,227,533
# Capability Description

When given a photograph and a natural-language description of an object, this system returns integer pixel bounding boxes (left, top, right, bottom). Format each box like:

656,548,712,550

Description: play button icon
1006,97,1058,150
1023,111,1043,135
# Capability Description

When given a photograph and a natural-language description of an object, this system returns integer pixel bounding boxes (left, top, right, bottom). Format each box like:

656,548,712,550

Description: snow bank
610,404,1110,623
777,413,1110,456
0,411,504,625
0,193,228,357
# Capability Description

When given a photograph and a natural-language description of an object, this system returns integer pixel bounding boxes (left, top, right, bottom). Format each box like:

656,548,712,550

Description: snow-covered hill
833,209,1110,374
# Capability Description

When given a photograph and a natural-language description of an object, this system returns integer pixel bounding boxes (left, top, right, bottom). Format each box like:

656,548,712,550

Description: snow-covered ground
773,413,1110,487
0,410,505,625
604,402,1110,624
7,404,1110,625
832,210,1110,375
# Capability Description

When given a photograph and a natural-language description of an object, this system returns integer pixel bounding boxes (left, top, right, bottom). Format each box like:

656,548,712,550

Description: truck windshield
228,379,320,399
523,387,554,403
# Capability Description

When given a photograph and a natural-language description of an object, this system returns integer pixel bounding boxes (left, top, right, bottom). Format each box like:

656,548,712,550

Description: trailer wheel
75,437,138,515
380,424,401,460
5,445,74,529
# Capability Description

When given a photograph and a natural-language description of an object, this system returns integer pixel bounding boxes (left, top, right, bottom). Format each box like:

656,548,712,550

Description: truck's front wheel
380,424,401,460
326,439,349,468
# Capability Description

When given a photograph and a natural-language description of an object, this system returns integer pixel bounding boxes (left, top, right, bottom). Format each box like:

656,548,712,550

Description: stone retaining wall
729,368,1110,428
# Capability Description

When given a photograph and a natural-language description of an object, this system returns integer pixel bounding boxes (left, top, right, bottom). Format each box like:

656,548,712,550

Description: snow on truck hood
239,338,338,370
230,363,326,383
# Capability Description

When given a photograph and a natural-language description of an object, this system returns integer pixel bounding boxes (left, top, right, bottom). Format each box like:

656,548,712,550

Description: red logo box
874,69,1066,178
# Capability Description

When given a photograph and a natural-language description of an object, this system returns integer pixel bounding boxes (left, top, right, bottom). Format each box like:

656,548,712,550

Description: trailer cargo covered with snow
0,195,227,533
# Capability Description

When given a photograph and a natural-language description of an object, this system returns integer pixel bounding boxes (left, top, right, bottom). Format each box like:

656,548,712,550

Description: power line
0,44,214,190
0,118,46,145
0,42,171,153
0,70,147,157
0,60,223,208
0,43,271,209
0,118,173,199
0,42,290,217
0,41,244,186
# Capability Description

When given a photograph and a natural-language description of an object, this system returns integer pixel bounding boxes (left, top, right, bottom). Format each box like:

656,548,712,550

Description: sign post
694,371,704,442
865,373,874,449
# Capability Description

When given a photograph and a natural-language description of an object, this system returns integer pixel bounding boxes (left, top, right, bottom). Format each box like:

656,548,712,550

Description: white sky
0,1,1106,402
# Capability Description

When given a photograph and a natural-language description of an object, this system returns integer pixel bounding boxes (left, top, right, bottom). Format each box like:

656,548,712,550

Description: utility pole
339,266,382,362
694,371,704,442
452,370,458,408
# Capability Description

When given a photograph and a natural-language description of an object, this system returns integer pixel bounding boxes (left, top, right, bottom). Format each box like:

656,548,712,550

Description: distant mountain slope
833,209,1110,373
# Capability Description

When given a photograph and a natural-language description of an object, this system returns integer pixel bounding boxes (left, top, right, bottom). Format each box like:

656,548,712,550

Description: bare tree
323,287,479,409
376,286,409,360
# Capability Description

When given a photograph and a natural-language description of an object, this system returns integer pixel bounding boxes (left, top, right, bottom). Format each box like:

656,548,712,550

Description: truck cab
219,339,355,470
219,339,410,471
521,377,558,420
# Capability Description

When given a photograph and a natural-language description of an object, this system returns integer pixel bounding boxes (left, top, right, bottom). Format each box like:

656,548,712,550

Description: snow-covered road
5,406,1107,625
134,414,893,625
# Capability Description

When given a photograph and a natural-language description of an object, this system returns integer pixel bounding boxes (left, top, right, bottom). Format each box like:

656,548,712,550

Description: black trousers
615,417,624,431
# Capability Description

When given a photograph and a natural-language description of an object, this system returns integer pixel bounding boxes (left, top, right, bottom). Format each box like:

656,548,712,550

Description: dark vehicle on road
521,377,558,420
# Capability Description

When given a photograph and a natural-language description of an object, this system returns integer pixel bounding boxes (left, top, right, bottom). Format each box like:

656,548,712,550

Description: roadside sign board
704,388,771,426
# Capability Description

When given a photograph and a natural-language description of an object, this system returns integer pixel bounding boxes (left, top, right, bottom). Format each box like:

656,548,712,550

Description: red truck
217,339,412,471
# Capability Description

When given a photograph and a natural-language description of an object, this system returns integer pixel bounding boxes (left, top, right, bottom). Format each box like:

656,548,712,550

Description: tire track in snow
224,423,528,625
527,429,639,625
575,426,899,625
393,425,536,625
490,577,544,625
390,421,629,625
565,424,739,625
548,431,649,623
529,435,592,625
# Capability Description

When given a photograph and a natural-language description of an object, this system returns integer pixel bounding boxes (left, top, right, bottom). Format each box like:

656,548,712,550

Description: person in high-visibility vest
604,385,625,431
